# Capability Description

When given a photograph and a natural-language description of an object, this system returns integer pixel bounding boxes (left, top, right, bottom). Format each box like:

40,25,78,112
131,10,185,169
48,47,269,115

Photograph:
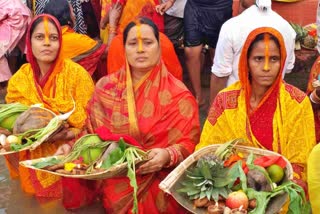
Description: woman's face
248,39,281,88
31,20,60,64
125,24,160,73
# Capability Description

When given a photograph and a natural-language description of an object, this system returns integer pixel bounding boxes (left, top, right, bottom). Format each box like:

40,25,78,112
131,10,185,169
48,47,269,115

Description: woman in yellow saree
197,27,316,191
308,143,320,212
5,14,94,199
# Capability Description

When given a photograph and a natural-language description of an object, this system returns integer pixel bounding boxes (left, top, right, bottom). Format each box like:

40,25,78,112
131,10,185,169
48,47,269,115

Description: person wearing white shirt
210,0,296,103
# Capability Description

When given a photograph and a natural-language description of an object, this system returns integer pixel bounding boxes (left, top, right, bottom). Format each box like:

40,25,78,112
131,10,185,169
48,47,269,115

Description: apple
225,191,249,210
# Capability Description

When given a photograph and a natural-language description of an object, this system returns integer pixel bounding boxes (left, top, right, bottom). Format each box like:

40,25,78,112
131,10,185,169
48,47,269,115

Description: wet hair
29,16,57,38
247,33,281,59
43,0,73,27
123,17,159,45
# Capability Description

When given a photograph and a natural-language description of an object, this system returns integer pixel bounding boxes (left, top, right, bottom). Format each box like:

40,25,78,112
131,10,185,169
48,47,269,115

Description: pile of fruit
29,133,147,213
177,141,308,214
0,103,70,153
290,22,317,50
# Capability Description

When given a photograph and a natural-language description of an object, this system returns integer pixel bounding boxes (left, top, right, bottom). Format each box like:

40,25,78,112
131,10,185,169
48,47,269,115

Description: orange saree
113,0,164,33
107,33,183,80
61,26,106,76
63,61,200,212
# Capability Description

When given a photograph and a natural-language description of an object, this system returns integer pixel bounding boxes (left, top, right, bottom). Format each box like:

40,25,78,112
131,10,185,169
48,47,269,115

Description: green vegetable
100,138,146,214
61,134,111,166
247,181,309,214
32,157,61,169
0,103,28,131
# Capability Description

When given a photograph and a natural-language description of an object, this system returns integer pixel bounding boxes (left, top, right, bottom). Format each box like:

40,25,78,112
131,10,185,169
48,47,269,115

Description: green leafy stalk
0,103,28,120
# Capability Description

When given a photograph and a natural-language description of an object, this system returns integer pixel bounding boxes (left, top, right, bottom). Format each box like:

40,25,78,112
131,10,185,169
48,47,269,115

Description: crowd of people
0,0,320,213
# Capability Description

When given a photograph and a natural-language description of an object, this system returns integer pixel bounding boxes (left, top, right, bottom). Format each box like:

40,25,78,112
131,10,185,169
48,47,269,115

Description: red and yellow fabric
197,27,316,185
107,33,183,80
113,0,164,33
63,61,200,212
306,56,320,143
308,143,320,212
100,0,112,44
61,25,106,76
5,14,95,198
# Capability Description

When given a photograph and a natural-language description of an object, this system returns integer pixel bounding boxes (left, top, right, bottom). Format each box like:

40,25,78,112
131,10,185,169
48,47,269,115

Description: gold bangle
108,25,117,34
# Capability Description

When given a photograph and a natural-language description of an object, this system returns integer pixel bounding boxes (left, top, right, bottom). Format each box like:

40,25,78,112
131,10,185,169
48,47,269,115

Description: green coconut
0,113,21,132
79,135,104,165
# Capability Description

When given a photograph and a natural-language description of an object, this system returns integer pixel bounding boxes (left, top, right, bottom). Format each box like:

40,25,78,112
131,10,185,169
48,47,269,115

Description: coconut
302,35,317,49
78,135,104,165
0,113,21,131
13,107,55,135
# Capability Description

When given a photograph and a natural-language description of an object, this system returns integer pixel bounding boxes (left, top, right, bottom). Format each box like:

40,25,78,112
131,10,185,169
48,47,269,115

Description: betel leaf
247,188,271,214
32,157,61,169
100,147,124,169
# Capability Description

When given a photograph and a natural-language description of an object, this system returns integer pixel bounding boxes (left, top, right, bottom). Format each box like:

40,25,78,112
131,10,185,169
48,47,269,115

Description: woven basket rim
159,144,293,194
19,155,146,180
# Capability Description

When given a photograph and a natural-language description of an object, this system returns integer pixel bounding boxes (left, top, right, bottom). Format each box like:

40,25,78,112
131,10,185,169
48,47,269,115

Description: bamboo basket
0,106,71,156
19,155,147,180
159,144,293,214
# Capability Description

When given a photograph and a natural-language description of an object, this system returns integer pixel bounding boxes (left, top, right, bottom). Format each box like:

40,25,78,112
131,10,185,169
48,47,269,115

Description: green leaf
199,161,212,180
211,188,219,202
247,188,271,214
100,147,124,169
32,157,61,169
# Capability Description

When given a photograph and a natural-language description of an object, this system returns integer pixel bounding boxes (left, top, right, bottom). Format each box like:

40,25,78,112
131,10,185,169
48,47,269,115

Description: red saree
63,61,200,212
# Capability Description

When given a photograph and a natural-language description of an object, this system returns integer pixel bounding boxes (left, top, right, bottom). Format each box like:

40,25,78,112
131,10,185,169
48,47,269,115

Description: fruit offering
177,140,309,214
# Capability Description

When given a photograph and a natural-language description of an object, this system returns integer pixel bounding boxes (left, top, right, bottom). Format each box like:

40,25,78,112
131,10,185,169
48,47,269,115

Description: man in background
210,0,296,103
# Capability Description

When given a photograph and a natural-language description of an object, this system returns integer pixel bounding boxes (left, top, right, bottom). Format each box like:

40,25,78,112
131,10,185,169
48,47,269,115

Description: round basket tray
19,155,147,180
159,144,293,214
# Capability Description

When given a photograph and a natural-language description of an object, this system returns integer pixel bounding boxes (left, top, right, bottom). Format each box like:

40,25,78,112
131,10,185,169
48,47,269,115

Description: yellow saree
197,27,316,184
5,14,94,198
308,143,320,212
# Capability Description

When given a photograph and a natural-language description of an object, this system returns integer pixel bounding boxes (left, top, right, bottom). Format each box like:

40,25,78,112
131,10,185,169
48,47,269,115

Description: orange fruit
267,164,284,183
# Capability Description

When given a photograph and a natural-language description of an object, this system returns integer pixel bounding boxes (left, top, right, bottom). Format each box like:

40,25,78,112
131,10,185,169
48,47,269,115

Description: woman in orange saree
62,17,200,213
197,27,316,194
43,0,107,79
5,14,94,199
306,57,320,143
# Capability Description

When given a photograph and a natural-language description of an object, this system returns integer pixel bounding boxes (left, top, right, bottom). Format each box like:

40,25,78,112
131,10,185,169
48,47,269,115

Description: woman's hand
109,2,122,27
47,124,75,143
155,1,175,15
137,148,170,174
54,143,72,156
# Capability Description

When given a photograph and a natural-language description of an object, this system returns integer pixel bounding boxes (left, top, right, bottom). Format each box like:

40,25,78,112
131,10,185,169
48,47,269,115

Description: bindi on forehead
263,34,270,70
136,23,143,52
43,16,51,44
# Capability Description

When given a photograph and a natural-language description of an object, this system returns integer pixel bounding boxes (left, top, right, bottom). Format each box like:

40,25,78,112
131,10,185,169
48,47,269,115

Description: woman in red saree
62,17,200,213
